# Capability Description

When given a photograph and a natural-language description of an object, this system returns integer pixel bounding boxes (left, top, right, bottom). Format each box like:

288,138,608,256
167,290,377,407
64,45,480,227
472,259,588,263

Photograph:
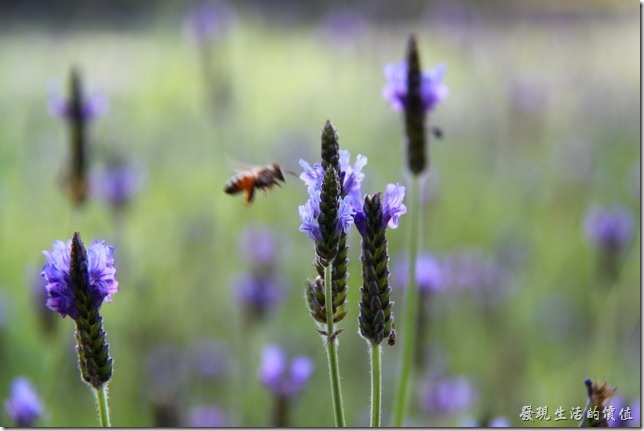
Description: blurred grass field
0,1,640,427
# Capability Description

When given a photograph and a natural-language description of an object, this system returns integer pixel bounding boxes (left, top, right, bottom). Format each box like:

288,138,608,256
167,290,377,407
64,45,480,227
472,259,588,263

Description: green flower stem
392,175,421,427
93,386,111,427
324,264,346,427
370,343,382,428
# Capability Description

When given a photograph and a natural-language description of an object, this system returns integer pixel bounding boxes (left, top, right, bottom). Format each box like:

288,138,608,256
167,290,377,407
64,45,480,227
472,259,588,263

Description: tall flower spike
382,35,448,175
358,193,395,345
321,120,340,174
405,35,428,175
41,232,118,390
69,68,89,204
315,167,341,267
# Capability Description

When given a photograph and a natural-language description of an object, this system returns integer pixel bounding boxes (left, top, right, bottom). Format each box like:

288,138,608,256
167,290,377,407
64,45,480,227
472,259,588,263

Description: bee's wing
225,156,260,174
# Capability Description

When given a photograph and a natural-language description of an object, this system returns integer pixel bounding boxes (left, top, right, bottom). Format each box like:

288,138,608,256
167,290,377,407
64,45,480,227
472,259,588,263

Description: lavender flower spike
583,204,634,254
41,237,118,320
259,346,314,399
42,233,117,390
383,35,448,175
4,377,43,427
355,183,407,237
259,346,315,427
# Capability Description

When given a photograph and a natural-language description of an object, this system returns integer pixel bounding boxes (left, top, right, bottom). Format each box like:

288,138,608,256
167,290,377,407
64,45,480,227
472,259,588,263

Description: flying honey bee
224,163,287,204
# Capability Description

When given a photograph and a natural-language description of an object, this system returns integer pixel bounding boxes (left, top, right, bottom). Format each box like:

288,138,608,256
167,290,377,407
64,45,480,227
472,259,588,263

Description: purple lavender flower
584,204,634,254
41,238,118,320
382,61,448,114
92,160,143,210
183,1,235,44
232,273,284,321
298,189,354,243
299,149,367,206
187,405,227,427
48,90,107,122
610,396,641,427
419,375,477,416
238,225,279,269
354,183,407,237
394,252,444,293
4,377,43,427
259,345,314,399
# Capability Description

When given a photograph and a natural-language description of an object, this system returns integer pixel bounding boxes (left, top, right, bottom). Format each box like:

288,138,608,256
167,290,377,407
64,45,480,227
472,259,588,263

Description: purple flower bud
583,204,634,253
238,226,279,269
187,405,227,427
420,375,477,416
259,346,314,398
183,1,235,45
382,60,448,114
4,377,43,427
394,252,444,293
41,238,118,320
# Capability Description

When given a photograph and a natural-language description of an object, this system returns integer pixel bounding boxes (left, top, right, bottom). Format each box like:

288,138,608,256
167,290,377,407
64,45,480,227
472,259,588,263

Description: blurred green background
0,0,639,427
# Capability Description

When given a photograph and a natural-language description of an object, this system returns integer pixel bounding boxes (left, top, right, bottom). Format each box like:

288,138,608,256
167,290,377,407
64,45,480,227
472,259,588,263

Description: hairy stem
370,343,382,428
93,385,111,427
324,264,346,427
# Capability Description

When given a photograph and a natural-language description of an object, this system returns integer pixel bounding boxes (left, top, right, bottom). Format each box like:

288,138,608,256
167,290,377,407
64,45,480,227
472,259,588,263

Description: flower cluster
356,187,406,345
231,226,285,324
394,252,444,293
583,204,634,254
4,377,43,427
382,61,448,114
259,345,314,399
92,158,144,210
382,35,448,175
42,233,118,389
41,237,118,320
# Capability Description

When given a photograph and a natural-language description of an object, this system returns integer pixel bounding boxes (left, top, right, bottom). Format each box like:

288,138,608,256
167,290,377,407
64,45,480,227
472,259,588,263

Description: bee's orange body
224,163,286,204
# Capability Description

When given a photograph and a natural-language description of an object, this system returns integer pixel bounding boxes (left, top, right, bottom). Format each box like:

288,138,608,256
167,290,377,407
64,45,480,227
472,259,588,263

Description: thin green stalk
370,343,382,428
392,175,421,427
324,264,346,427
93,385,111,427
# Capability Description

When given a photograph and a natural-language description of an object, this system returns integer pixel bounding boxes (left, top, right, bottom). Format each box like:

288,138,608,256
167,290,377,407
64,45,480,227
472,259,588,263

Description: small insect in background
224,163,287,204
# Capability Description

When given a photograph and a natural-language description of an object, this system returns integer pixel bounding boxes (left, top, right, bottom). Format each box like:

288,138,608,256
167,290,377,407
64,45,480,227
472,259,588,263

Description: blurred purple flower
420,375,477,416
48,91,107,122
354,184,407,237
394,252,444,293
382,61,448,113
238,226,279,269
4,377,43,427
186,338,229,379
41,238,118,320
183,1,235,44
92,160,144,210
232,273,284,320
259,345,314,398
488,416,512,427
441,250,513,306
187,405,227,427
146,344,186,394
610,396,640,427
320,8,367,44
583,204,634,254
